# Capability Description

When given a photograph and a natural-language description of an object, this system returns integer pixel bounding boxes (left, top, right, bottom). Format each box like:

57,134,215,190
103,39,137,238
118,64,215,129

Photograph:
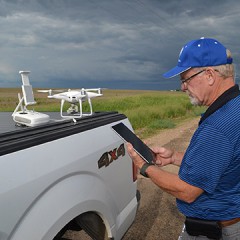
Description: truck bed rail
0,112,126,156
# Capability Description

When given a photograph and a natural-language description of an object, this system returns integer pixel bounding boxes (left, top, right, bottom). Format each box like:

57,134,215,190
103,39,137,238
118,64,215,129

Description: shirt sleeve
179,124,233,194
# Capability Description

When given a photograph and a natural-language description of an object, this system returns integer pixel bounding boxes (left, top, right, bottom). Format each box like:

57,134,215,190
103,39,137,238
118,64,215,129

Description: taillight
132,161,138,182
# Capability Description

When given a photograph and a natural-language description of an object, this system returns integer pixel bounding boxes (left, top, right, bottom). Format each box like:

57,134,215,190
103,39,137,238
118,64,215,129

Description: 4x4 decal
98,143,125,168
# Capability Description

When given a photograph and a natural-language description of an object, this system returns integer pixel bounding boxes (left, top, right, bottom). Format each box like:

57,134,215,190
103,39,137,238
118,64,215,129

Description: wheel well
53,218,81,239
53,212,113,240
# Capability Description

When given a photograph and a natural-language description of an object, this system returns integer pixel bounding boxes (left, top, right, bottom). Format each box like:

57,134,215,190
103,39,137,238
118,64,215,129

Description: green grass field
0,88,205,138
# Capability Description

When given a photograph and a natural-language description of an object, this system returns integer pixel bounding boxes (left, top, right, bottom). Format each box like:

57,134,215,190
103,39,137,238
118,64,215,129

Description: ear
205,68,216,86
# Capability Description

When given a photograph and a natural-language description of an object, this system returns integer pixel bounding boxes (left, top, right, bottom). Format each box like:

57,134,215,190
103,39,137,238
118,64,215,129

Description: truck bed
0,111,126,156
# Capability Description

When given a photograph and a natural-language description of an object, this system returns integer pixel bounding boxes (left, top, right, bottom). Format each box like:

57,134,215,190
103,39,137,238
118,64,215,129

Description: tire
76,212,110,240
53,219,82,240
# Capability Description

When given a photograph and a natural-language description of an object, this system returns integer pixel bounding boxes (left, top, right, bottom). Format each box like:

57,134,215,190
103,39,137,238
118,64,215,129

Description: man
127,37,240,240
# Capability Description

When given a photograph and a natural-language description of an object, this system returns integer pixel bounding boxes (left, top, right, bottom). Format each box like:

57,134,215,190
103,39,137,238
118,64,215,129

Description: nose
181,83,187,92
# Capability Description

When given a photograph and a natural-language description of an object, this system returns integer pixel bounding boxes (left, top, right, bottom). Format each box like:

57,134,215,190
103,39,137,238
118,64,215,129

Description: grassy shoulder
95,90,205,138
0,88,205,138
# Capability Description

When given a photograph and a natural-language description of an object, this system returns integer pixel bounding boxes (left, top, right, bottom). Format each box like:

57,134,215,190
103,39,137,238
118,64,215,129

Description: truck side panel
0,113,138,240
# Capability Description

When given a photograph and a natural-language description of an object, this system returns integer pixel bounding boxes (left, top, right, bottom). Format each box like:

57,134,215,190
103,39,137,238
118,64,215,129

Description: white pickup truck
0,111,140,240
0,72,140,240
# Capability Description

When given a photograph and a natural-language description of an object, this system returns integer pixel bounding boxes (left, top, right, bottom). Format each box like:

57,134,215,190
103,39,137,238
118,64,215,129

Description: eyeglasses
180,69,205,85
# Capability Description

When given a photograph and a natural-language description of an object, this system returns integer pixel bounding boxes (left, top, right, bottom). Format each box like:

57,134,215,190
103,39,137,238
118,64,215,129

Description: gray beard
187,94,202,106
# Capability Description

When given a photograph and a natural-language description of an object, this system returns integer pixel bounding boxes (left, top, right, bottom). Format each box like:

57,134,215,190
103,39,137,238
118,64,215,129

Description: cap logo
178,47,184,63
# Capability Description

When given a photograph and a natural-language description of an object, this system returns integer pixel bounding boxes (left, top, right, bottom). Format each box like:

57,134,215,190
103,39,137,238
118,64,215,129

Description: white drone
12,71,103,127
38,87,103,118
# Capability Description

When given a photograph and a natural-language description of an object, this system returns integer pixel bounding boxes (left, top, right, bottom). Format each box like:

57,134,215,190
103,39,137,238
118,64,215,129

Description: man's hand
151,147,175,166
126,142,146,169
127,143,176,168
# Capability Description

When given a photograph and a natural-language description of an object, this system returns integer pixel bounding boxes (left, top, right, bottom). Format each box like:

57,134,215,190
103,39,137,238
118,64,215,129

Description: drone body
38,88,103,118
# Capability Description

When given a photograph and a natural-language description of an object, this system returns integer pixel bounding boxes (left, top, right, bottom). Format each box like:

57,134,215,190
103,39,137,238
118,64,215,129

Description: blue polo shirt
177,85,240,220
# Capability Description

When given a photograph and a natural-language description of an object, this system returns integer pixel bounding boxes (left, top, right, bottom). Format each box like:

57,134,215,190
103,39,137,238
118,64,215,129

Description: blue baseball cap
163,37,233,78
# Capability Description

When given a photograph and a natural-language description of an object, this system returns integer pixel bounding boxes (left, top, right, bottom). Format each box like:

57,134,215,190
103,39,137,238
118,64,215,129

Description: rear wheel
76,212,110,240
53,219,82,239
53,212,112,240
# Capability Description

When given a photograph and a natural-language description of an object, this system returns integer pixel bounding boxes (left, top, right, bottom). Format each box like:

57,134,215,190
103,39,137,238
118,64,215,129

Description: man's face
180,69,207,106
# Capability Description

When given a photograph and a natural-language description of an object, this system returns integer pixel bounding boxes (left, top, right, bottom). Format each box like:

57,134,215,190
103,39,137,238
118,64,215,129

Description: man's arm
145,165,203,203
127,143,203,203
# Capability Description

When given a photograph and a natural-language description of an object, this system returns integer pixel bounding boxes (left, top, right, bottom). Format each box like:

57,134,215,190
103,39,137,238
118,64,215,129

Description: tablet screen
112,122,155,164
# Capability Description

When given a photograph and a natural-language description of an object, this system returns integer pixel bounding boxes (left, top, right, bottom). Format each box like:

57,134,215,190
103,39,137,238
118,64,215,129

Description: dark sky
1,0,240,90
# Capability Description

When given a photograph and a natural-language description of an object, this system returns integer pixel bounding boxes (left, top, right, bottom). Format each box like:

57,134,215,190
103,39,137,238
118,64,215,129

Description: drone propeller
38,90,51,93
37,89,63,96
85,88,101,91
81,88,103,95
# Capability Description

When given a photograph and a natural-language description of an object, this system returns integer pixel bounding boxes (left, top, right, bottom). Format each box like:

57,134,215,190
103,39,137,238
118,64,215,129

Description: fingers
151,146,167,154
151,146,174,166
154,159,162,165
126,142,133,157
127,142,173,168
126,142,145,169
126,142,138,159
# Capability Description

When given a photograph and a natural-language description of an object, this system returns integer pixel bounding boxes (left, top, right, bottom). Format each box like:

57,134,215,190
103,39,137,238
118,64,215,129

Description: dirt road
63,117,200,240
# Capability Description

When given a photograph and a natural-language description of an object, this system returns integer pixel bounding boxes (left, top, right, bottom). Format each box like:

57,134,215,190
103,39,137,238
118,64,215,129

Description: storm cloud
0,0,240,90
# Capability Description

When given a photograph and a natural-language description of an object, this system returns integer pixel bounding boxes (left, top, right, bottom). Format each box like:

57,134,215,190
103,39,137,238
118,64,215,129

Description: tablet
112,122,155,164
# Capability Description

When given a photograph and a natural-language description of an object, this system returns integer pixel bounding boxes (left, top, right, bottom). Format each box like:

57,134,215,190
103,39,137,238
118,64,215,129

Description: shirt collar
199,84,240,125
